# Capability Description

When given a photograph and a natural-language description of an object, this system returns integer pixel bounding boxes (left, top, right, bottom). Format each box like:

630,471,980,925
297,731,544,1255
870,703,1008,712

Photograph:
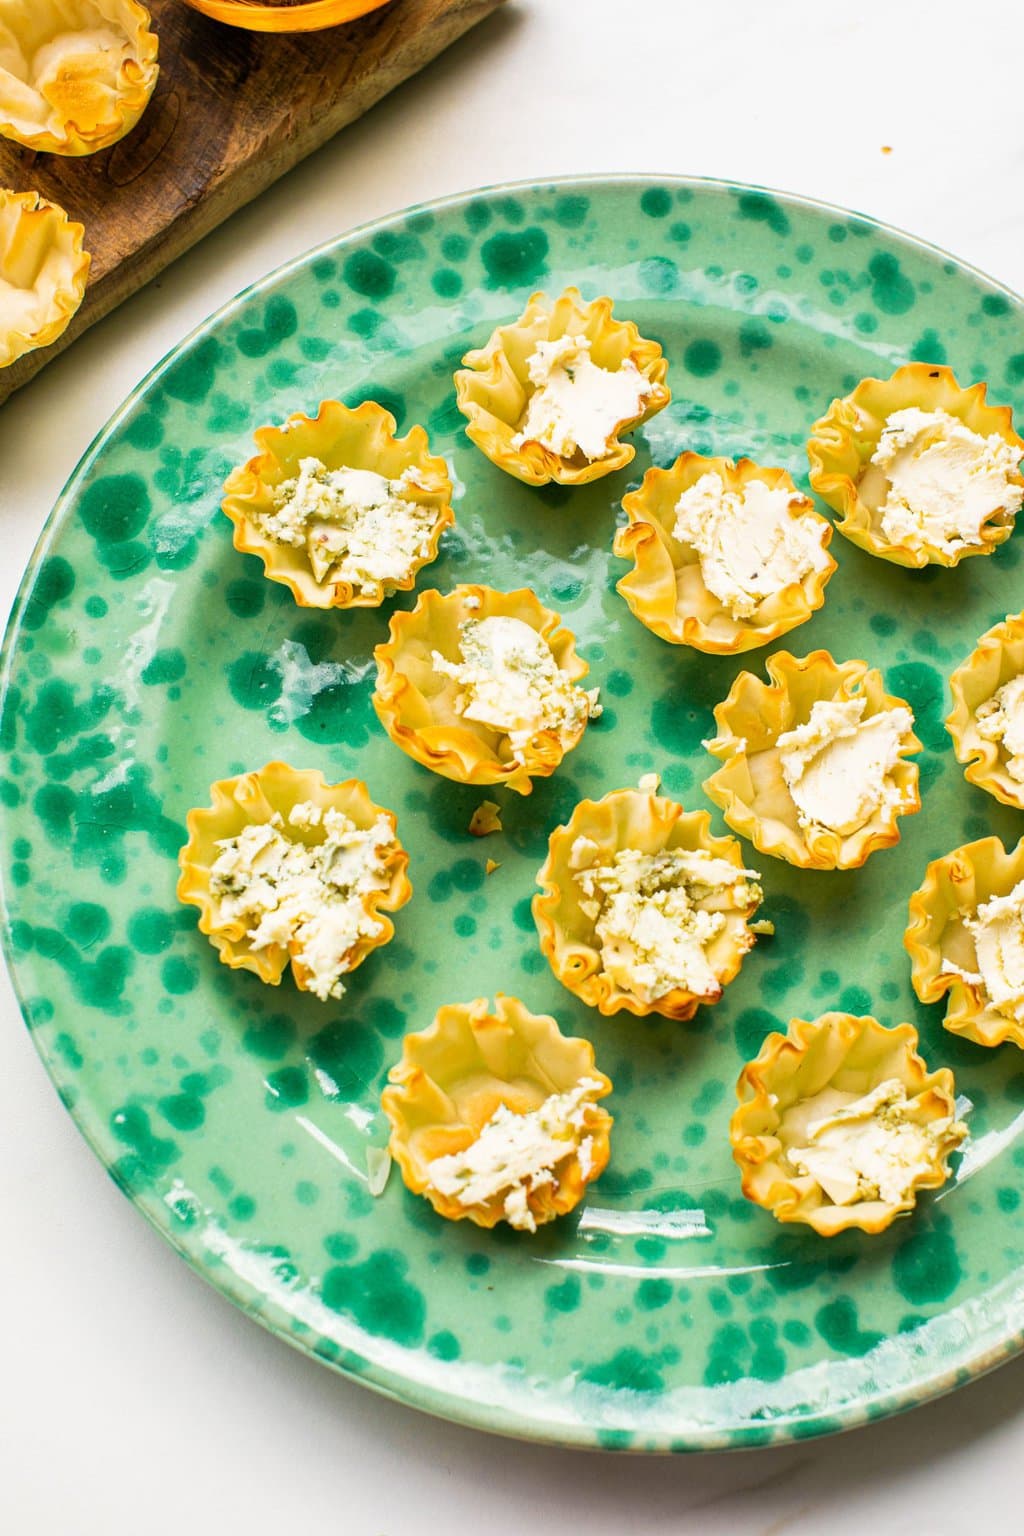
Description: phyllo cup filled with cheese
703,648,921,870
806,363,1024,567
905,835,1024,1048
221,398,454,609
533,787,763,1020
177,762,411,1002
372,583,600,796
453,286,670,486
947,612,1024,809
382,994,613,1232
0,0,160,156
614,453,835,653
0,189,90,367
731,1013,966,1236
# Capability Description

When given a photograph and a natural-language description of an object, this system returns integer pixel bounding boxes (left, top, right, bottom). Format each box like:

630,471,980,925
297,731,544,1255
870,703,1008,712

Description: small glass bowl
178,0,392,33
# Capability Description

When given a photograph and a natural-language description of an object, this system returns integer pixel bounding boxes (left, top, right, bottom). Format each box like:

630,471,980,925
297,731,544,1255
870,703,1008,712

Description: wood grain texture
0,0,504,404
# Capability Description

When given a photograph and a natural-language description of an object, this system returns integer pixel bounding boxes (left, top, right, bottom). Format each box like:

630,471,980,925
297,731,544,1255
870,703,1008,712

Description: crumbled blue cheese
426,1077,604,1231
672,473,830,619
777,695,914,836
208,801,395,1001
432,615,600,763
573,845,761,1003
870,407,1023,555
511,334,655,462
952,878,1024,1022
787,1079,960,1206
253,457,436,590
976,674,1024,783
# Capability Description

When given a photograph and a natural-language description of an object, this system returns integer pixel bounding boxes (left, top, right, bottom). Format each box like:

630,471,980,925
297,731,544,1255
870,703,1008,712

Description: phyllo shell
905,835,1024,1048
0,189,89,367
614,452,835,653
381,993,613,1230
703,648,922,870
372,583,593,797
453,286,670,486
177,761,411,995
946,612,1024,809
0,0,159,156
533,788,762,1020
731,1012,966,1236
806,363,1024,567
221,398,454,610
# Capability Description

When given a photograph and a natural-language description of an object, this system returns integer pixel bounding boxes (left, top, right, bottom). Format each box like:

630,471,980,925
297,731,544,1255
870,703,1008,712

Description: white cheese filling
950,878,1024,1022
870,407,1023,556
976,673,1024,783
426,1078,603,1232
253,457,435,590
432,615,600,763
573,845,761,1004
671,472,830,620
777,695,914,837
208,801,395,1001
787,1079,955,1207
511,333,655,462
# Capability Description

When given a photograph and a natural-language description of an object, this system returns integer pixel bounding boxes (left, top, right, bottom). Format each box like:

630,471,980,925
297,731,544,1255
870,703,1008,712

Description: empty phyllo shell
221,399,454,609
731,1013,966,1236
0,0,159,156
947,612,1024,809
453,286,670,486
905,835,1024,1048
0,189,89,367
373,583,600,796
382,994,612,1232
806,363,1024,567
534,788,763,1020
177,762,411,1002
614,452,835,653
703,649,921,870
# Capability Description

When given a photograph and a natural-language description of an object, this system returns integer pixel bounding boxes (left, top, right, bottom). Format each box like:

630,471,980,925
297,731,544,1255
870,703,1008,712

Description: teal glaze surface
4,176,1024,1451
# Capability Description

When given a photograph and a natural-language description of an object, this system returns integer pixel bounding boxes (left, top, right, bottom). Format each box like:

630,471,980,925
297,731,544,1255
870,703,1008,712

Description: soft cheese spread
777,695,914,836
573,845,761,1003
208,801,395,1001
976,674,1024,783
426,1077,604,1231
951,879,1024,1022
672,472,830,619
432,615,600,761
787,1079,957,1206
511,334,655,461
870,407,1023,556
253,458,435,590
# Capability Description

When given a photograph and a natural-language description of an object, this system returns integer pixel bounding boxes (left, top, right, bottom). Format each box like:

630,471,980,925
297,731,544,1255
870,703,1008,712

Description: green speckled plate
4,176,1024,1452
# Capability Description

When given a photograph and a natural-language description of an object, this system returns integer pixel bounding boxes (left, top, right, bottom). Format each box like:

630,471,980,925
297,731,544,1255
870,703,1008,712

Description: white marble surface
2,1,1023,1529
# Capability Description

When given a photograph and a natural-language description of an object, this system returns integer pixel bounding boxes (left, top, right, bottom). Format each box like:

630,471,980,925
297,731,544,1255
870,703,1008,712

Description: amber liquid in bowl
178,0,392,33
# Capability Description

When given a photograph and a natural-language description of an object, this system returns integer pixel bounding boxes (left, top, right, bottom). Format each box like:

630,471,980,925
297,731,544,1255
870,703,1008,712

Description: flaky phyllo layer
615,453,835,653
947,612,1024,809
534,788,763,1019
177,763,411,1001
373,584,598,795
0,189,89,367
807,363,1024,567
731,1013,966,1235
382,994,613,1231
222,398,453,609
703,649,921,869
0,0,159,155
454,286,670,485
906,835,1024,1049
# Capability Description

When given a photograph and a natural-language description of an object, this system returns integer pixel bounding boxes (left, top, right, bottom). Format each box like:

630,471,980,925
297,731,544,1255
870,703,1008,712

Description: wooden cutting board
0,0,505,404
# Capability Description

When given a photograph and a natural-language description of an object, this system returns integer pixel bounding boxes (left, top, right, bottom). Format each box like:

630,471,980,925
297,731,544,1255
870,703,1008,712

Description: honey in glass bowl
178,0,392,32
